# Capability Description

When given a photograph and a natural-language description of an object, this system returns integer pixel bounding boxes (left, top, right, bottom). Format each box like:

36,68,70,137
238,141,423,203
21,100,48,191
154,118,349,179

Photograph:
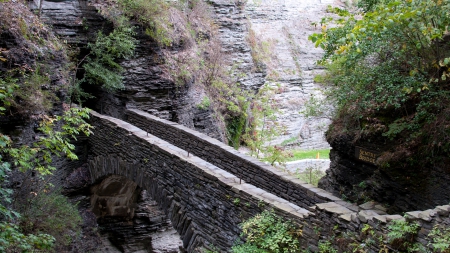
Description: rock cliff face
209,0,265,90
245,0,334,150
36,0,264,142
319,134,450,213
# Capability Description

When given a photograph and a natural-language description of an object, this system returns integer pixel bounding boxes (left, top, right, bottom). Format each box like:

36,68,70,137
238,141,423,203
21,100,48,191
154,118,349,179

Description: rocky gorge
1,0,335,250
1,0,450,252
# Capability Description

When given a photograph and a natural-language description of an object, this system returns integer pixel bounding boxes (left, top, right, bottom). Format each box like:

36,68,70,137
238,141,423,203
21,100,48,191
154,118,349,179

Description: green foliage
0,106,92,252
247,27,278,78
0,135,18,221
301,94,331,119
232,243,265,253
197,96,211,110
295,166,325,186
318,240,338,253
428,225,450,252
0,222,55,253
309,0,450,166
5,66,58,115
67,78,94,105
242,85,290,166
357,0,383,11
83,16,136,93
18,190,82,250
387,220,419,242
232,210,301,253
201,244,221,253
228,112,248,149
387,219,420,251
6,107,93,176
117,0,172,46
0,76,16,115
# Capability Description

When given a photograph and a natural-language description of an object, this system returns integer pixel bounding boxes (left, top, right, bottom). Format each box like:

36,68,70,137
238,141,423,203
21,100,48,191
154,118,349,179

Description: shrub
242,85,291,166
232,210,301,253
117,0,174,47
83,16,136,93
247,26,278,78
0,107,92,252
0,66,58,115
0,222,54,253
0,76,16,115
318,240,338,253
428,225,450,253
387,219,420,251
18,190,82,251
295,166,325,186
197,96,211,110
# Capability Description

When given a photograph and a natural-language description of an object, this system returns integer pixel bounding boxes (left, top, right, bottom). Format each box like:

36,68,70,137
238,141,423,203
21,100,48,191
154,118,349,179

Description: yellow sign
355,147,379,165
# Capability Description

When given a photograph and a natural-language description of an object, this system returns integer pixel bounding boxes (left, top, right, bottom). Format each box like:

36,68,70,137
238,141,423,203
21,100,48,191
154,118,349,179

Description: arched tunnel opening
90,175,184,253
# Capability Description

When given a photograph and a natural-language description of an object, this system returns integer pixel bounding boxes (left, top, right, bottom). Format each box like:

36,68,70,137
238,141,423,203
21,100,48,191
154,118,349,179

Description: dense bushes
310,0,450,167
232,211,301,253
18,190,82,251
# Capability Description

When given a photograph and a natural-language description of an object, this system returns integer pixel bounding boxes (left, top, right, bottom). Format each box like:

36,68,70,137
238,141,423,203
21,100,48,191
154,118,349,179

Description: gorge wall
245,0,334,150
88,109,450,252
36,0,333,149
35,0,265,142
319,135,450,213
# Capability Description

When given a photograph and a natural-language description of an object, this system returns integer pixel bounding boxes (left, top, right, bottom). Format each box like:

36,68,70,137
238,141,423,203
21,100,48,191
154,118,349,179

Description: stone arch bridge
87,109,450,252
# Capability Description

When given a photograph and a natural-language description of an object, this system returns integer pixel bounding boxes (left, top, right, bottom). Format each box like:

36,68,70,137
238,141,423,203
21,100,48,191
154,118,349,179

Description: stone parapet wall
126,109,338,208
91,111,450,252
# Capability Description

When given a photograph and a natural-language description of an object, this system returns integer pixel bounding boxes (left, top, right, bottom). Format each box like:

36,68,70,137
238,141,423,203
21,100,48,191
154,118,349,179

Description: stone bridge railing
88,110,450,252
126,109,338,209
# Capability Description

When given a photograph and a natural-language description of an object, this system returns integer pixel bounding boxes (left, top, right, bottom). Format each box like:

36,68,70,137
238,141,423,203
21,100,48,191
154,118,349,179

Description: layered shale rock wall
245,0,335,150
319,136,450,213
35,0,265,141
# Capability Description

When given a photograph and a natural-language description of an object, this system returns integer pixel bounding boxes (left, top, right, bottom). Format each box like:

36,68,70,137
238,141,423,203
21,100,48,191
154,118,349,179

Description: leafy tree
242,85,291,166
0,104,92,252
309,0,450,165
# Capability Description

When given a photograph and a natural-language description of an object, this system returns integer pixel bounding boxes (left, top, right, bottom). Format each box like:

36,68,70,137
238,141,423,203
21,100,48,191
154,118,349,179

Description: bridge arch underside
89,155,209,252
89,173,183,252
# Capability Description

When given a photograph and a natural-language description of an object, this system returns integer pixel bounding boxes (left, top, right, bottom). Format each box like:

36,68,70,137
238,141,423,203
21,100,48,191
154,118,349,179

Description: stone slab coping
91,111,311,219
126,109,341,203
